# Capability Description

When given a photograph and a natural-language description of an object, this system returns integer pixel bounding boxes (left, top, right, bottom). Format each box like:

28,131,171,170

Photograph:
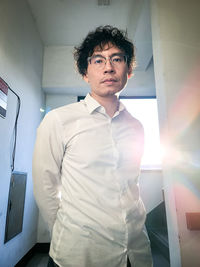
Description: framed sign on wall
0,77,8,119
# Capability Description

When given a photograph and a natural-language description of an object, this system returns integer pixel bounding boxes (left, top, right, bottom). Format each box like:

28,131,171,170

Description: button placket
107,118,129,245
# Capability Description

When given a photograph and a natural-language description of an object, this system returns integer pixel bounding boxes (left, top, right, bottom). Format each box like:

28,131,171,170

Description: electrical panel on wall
0,77,8,118
4,172,27,243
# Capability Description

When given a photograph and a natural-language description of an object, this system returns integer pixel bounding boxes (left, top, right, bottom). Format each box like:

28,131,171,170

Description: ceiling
27,0,155,96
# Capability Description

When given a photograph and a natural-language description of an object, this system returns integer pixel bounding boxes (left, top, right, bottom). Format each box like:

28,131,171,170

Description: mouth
101,78,118,84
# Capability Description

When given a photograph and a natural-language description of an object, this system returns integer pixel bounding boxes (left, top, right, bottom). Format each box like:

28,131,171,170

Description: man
33,25,152,267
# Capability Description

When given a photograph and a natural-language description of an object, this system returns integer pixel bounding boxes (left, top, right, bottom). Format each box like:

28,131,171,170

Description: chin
107,88,123,96
103,86,122,94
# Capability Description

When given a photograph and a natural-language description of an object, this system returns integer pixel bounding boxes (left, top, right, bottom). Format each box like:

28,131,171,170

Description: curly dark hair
74,25,136,76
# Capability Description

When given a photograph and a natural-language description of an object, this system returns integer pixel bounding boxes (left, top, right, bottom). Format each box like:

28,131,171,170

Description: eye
94,58,104,64
112,56,123,63
91,56,105,65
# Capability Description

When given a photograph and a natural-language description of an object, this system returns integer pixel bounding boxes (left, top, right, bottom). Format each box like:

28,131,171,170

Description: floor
24,246,170,267
25,253,49,267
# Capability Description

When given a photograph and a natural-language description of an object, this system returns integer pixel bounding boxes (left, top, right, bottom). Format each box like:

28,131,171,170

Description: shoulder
52,101,84,115
41,101,86,126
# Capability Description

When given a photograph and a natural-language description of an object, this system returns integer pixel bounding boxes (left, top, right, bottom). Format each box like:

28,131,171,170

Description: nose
104,59,115,73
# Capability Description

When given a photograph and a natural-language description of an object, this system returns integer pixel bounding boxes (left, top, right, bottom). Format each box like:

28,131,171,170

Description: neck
90,93,119,117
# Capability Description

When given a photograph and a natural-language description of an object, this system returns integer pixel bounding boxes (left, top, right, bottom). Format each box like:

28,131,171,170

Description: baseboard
15,243,50,267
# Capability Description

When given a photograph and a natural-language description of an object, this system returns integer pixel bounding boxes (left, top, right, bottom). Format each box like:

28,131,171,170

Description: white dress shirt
33,94,152,267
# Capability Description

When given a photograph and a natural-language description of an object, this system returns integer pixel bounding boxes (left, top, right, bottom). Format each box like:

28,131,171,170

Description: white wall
0,0,44,266
151,1,200,266
42,46,90,95
45,94,77,111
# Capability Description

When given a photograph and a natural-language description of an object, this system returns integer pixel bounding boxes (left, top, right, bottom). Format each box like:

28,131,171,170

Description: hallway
1,1,200,267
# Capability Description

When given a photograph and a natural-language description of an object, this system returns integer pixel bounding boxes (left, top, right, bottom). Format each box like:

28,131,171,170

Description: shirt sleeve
32,111,65,234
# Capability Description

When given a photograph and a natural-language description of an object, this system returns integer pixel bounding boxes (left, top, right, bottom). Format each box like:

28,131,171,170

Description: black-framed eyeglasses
87,53,128,69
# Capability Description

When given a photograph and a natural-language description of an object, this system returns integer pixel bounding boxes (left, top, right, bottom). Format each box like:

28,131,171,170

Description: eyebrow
92,52,124,58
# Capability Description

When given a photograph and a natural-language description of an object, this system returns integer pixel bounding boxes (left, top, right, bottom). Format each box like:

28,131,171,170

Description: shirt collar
84,93,126,114
118,101,126,113
84,94,101,114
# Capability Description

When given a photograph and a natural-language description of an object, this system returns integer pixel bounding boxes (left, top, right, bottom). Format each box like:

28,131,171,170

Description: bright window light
121,98,162,169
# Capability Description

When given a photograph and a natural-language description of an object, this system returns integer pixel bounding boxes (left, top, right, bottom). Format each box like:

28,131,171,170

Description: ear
127,66,133,79
83,73,89,83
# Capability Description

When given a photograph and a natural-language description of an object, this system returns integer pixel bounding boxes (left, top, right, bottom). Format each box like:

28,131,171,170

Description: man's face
83,43,132,99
